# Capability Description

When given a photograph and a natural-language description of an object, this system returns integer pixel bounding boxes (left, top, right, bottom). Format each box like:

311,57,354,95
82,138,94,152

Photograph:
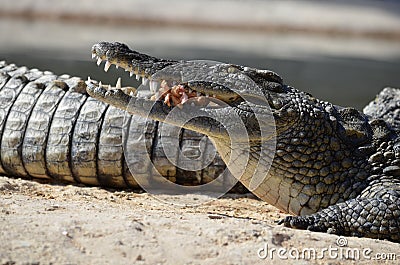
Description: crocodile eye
265,82,284,93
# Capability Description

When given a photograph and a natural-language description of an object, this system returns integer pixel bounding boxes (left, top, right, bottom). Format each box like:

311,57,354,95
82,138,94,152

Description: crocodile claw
279,215,329,233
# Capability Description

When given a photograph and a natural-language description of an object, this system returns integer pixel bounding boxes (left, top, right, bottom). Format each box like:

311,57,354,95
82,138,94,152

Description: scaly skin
87,41,400,242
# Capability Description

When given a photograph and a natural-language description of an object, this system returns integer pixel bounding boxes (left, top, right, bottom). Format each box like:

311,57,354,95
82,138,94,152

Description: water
0,18,399,110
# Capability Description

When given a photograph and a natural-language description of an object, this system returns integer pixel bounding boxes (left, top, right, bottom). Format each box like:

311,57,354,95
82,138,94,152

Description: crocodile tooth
91,53,97,59
108,85,112,90
99,81,103,87
115,65,119,69
116,77,122,89
142,78,148,86
181,92,188,104
136,74,140,81
130,91,134,96
188,88,192,93
129,71,134,77
104,61,112,72
150,81,158,92
87,76,92,82
96,58,102,66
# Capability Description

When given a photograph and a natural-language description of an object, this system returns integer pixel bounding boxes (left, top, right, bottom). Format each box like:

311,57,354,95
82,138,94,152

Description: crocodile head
86,42,382,215
86,42,299,139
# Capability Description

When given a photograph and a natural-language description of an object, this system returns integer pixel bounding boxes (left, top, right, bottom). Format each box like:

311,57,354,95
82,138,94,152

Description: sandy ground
0,176,399,265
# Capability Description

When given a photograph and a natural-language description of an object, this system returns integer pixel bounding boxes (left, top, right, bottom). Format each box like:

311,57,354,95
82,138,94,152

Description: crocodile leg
279,197,400,242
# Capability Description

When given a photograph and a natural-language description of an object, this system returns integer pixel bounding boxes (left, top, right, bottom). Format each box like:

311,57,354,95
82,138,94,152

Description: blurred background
0,0,399,110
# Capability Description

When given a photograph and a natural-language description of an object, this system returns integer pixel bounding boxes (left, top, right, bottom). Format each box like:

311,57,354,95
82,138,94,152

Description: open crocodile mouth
86,42,278,143
87,42,241,109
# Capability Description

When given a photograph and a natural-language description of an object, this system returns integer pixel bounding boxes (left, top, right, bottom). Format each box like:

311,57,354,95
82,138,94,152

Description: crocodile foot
279,197,400,242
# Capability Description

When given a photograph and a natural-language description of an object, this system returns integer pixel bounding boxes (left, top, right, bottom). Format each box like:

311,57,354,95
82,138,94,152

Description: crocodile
1,41,399,243
85,42,400,243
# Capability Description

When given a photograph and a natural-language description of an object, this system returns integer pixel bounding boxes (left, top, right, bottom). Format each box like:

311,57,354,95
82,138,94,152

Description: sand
0,176,399,265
